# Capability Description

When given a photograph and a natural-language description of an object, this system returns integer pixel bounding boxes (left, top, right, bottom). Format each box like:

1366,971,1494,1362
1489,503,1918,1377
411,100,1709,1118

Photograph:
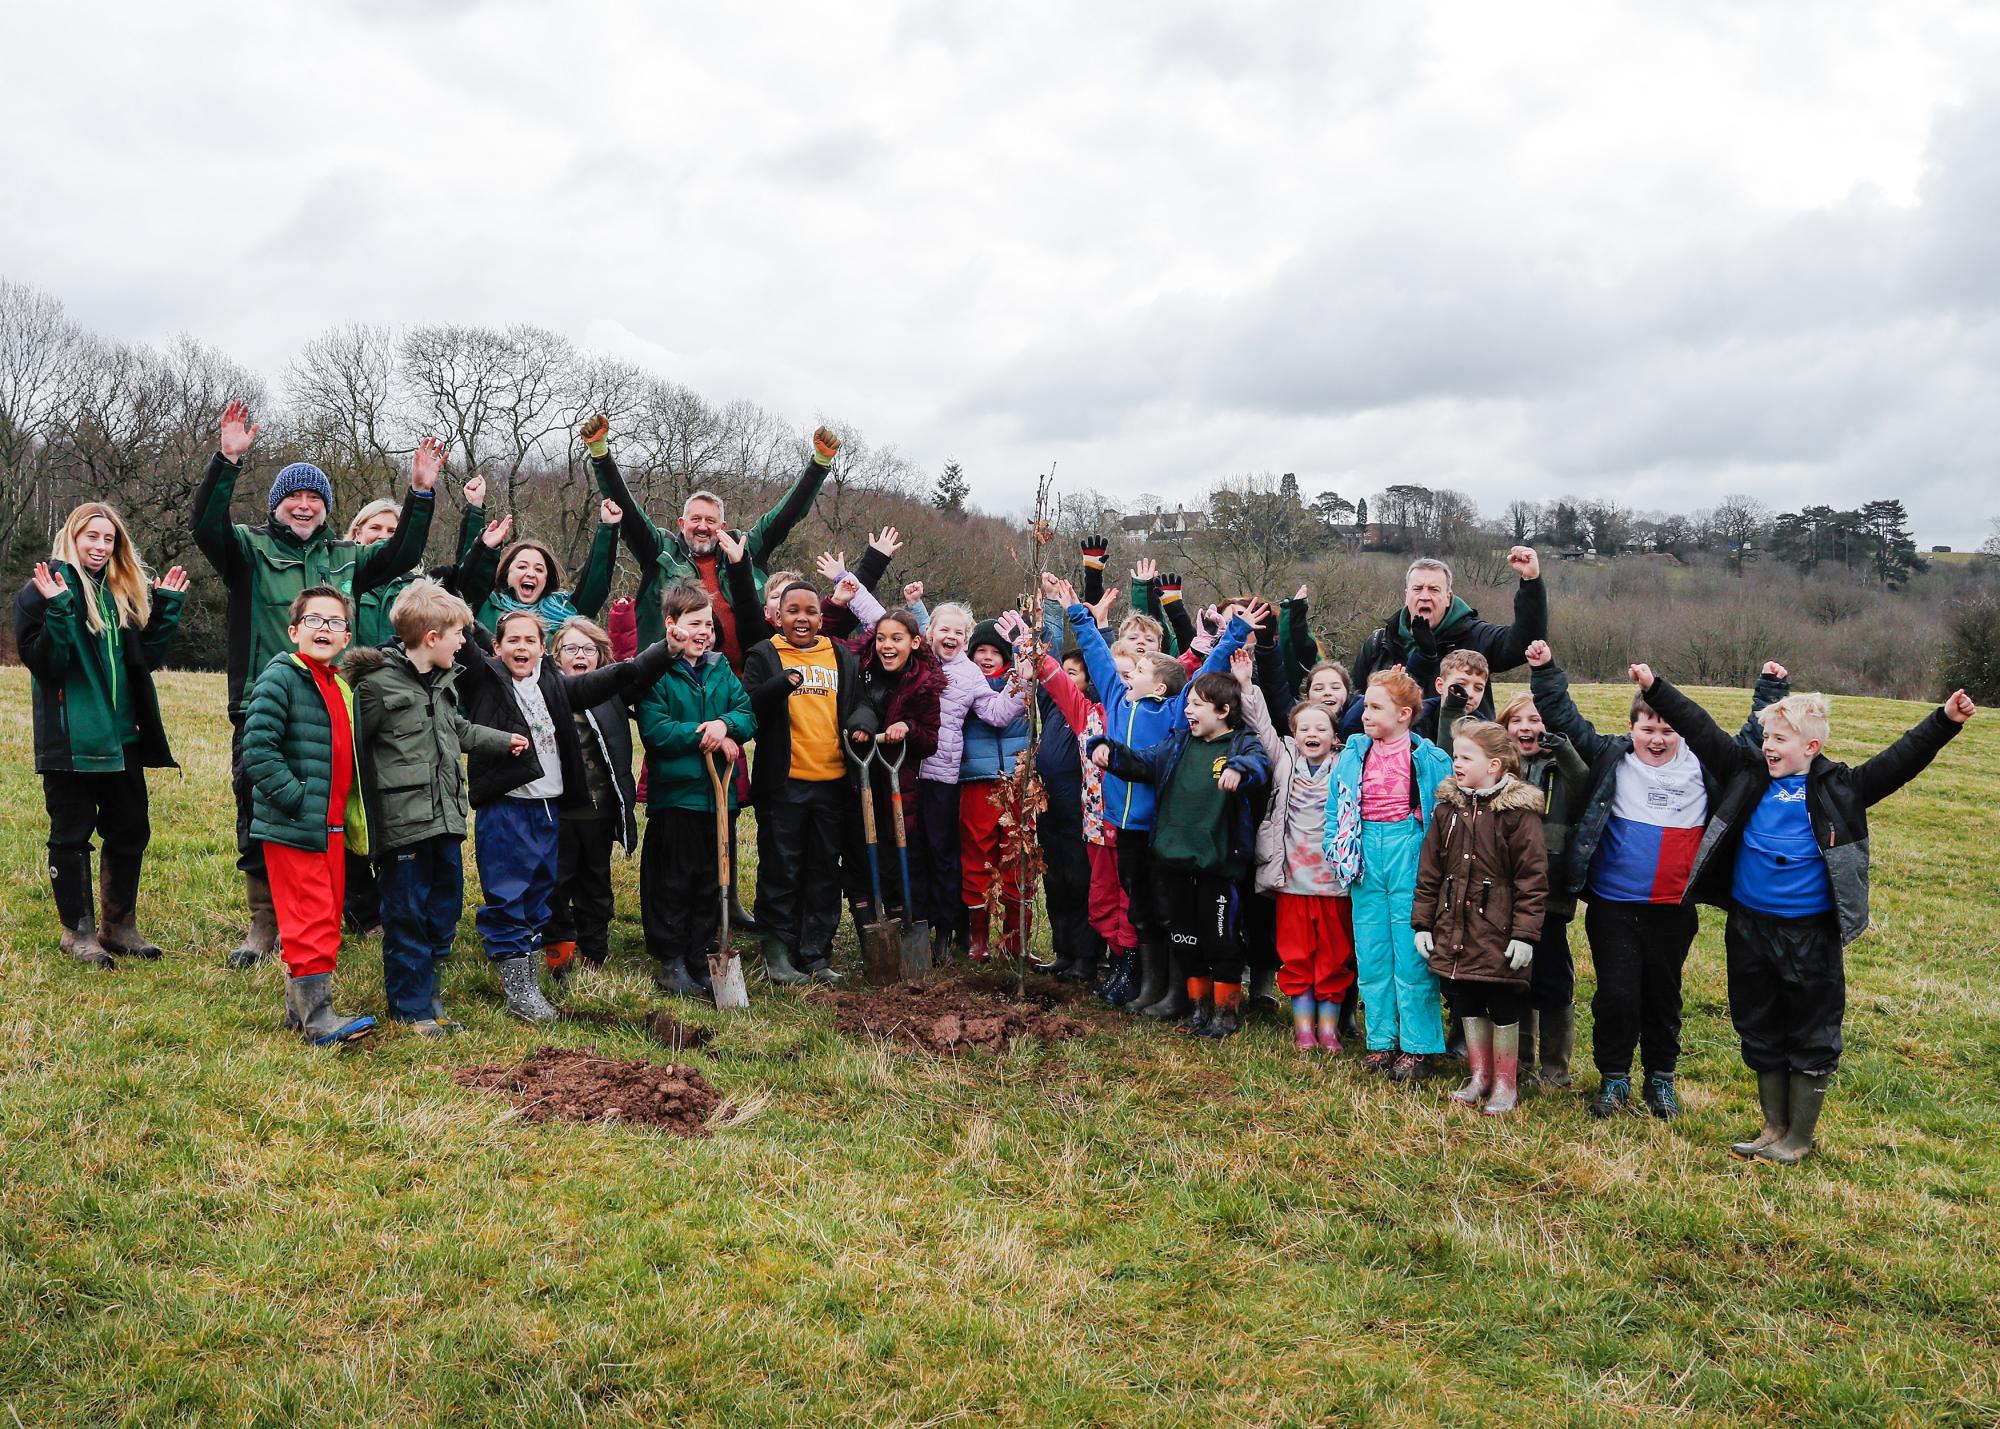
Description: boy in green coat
193,405,442,969
240,587,376,1045
345,580,528,1034
635,585,756,995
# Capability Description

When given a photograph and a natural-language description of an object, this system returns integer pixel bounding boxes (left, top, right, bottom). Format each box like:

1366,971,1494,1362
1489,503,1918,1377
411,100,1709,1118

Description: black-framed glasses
297,614,350,633
554,642,598,657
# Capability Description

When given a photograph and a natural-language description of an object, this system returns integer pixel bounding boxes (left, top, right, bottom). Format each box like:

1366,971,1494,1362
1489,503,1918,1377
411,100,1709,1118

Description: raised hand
1157,571,1182,598
902,580,924,606
1198,603,1221,635
664,624,689,654
218,400,259,462
599,498,622,526
463,474,487,508
1089,588,1119,625
410,435,446,492
579,412,610,448
716,527,746,564
814,551,845,583
812,426,841,463
1293,584,1309,602
481,513,515,549
1230,646,1253,691
1629,662,1656,691
155,565,190,594
1762,661,1789,680
868,525,903,557
1525,640,1552,668
1131,556,1158,583
1945,690,1978,723
1080,534,1109,563
1048,576,1078,607
31,562,67,600
1241,597,1274,632
1508,546,1541,581
830,575,860,606
995,608,1031,646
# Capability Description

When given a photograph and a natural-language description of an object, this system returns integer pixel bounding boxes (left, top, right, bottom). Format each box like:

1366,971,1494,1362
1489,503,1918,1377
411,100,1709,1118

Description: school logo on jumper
1211,755,1228,778
792,664,839,697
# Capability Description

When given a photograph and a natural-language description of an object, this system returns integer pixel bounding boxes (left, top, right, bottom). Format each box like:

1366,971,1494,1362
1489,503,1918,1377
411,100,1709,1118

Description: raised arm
1079,536,1108,607
13,572,77,683
356,436,443,594
581,414,665,569
744,426,839,564
1158,572,1195,653
1527,646,1615,764
1240,682,1283,764
569,507,622,620
139,571,188,668
1847,698,1971,807
191,400,260,583
568,639,673,707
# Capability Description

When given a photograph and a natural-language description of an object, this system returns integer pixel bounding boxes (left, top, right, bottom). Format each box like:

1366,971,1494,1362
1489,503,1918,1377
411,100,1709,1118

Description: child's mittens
579,411,610,458
812,426,841,466
1157,571,1183,604
1080,535,1109,570
1413,930,1434,955
1505,939,1534,970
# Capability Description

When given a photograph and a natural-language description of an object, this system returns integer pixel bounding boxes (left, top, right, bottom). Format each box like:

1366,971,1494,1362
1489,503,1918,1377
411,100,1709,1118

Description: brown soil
811,979,1092,1055
453,1046,721,1133
556,1006,714,1053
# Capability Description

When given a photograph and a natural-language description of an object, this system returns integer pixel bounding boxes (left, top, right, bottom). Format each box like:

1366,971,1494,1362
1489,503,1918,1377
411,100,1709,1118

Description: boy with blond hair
1634,665,1977,1164
345,579,527,1033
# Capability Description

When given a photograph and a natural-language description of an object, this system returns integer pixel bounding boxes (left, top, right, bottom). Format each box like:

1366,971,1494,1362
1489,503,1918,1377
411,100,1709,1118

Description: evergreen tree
932,458,969,515
1860,497,1922,587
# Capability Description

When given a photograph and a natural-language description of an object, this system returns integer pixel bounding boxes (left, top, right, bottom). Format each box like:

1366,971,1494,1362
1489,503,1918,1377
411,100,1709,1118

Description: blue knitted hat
268,462,334,513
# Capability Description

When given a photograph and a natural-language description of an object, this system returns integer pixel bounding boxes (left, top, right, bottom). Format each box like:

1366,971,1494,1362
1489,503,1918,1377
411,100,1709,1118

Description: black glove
1408,614,1438,658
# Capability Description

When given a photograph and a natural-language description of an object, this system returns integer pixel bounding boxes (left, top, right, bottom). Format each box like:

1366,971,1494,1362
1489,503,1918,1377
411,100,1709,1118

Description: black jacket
1644,677,1965,946
575,692,641,850
458,633,671,811
741,636,862,801
1531,662,1785,901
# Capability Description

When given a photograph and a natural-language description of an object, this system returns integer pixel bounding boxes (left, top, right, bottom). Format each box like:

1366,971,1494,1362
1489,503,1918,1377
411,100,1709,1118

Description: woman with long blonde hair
13,502,190,967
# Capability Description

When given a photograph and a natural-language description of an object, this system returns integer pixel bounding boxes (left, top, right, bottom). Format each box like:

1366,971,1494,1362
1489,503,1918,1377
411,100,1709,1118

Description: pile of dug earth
454,1046,722,1134
813,981,1091,1055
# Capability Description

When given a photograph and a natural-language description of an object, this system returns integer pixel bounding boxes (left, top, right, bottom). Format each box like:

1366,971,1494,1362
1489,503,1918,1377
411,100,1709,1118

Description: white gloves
1413,930,1434,955
1505,939,1534,971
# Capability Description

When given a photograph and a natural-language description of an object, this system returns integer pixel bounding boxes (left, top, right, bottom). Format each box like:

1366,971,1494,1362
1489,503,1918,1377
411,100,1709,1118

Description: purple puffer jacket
918,652,1024,783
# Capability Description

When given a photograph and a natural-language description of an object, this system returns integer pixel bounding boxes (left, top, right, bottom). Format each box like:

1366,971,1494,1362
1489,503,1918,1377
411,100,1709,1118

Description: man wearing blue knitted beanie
191,400,442,969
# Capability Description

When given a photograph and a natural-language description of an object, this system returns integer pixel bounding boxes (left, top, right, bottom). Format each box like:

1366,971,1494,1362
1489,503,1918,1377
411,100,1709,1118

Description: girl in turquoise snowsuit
1328,670,1453,1080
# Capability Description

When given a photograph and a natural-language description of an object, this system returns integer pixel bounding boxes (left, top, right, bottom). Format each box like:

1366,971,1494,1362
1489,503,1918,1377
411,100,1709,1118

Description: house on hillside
1120,507,1208,541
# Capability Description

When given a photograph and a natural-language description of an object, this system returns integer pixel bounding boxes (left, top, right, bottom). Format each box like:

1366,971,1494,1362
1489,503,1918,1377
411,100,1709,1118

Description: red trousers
1087,837,1135,952
959,782,1032,910
265,836,346,978
1275,891,1356,1002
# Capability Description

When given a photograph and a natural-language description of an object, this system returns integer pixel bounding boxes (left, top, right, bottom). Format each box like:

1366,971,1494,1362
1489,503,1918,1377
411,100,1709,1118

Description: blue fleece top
1068,604,1250,833
1732,774,1834,917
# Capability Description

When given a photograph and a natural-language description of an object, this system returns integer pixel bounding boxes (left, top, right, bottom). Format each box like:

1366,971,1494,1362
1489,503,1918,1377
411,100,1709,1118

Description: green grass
2,668,1997,1427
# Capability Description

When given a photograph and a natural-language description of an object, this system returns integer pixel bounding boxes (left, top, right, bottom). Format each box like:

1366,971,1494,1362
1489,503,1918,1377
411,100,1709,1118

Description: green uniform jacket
344,645,520,853
240,653,370,855
13,562,184,773
635,651,757,813
353,502,498,649
191,452,435,715
469,519,619,635
591,448,829,647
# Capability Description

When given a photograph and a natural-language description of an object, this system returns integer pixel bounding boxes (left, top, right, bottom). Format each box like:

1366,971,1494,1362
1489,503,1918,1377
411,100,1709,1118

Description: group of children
13,404,1980,1164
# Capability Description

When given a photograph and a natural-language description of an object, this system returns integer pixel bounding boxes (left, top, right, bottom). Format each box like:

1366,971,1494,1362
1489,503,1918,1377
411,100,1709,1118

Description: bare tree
1707,493,1770,575
0,278,88,560
286,323,407,503
1504,499,1540,544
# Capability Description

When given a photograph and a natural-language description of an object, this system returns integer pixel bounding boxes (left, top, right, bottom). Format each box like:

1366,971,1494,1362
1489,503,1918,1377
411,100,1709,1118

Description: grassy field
1,668,1997,1427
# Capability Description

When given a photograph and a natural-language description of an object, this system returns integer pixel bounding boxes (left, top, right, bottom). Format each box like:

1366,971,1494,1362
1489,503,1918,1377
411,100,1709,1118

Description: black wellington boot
1140,941,1193,1020
1127,942,1168,1015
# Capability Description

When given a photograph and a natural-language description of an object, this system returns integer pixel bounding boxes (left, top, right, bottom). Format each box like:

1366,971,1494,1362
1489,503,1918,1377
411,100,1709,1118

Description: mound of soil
813,981,1091,1055
453,1046,721,1133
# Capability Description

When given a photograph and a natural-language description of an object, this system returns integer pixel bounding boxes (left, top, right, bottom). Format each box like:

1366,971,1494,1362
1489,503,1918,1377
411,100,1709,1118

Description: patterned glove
1157,571,1183,605
1080,535,1109,570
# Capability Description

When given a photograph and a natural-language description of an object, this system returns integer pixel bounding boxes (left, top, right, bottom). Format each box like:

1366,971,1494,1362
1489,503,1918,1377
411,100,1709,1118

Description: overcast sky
5,1,1998,545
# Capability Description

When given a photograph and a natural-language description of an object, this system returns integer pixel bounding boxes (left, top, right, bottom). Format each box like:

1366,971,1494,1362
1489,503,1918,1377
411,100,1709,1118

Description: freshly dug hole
454,1045,722,1133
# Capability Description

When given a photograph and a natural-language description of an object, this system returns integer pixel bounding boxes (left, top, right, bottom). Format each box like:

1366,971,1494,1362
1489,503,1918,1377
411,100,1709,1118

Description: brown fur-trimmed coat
1412,776,1550,987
